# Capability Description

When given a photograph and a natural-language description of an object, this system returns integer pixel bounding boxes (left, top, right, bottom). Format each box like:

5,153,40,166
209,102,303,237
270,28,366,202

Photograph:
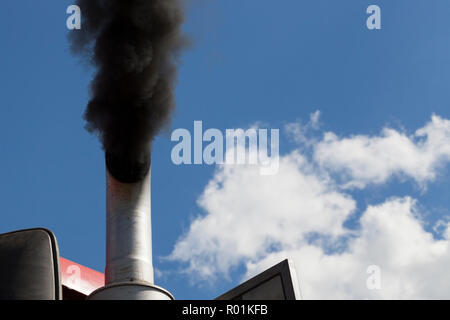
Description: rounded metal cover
0,228,61,300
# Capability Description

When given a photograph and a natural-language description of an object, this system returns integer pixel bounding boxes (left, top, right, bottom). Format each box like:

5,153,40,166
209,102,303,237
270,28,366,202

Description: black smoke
69,0,186,182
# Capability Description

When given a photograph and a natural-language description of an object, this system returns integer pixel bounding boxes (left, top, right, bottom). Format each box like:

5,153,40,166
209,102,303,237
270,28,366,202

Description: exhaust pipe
105,166,154,285
88,151,173,300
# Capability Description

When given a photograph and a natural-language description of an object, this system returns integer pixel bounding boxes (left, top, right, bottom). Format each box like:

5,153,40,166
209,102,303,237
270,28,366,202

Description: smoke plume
69,0,186,182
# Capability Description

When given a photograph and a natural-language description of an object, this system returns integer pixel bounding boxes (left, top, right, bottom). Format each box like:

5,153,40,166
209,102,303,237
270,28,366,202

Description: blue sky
1,0,450,299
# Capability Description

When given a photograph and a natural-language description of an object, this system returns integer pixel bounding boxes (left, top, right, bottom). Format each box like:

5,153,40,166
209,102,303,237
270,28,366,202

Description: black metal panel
0,228,61,300
62,286,87,300
216,259,301,300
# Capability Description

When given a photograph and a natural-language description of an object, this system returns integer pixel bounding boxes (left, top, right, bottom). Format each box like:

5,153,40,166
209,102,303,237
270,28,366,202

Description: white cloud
285,110,322,146
310,110,321,130
248,197,450,299
314,115,450,189
169,114,450,299
169,151,356,281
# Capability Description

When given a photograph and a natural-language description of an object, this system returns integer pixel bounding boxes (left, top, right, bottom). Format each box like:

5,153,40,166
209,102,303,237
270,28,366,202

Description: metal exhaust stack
88,151,173,300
